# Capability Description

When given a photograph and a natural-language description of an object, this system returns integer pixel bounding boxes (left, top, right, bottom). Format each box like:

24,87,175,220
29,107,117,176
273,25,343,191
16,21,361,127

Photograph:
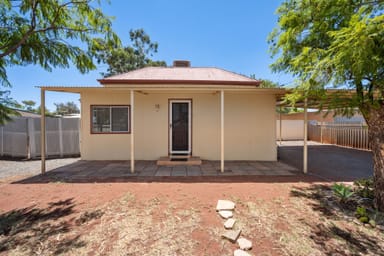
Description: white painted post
220,90,224,173
41,89,46,174
27,118,35,159
303,98,308,174
279,107,282,145
1,126,2,156
58,118,64,157
130,90,135,173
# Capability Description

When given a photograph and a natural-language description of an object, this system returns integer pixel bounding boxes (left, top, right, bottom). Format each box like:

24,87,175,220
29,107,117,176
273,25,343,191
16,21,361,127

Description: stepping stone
224,218,236,229
216,200,235,211
237,237,252,250
218,210,233,219
234,249,252,256
222,229,241,243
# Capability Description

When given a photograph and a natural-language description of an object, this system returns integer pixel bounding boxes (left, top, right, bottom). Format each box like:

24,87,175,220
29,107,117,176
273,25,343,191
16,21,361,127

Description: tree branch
0,0,39,58
0,0,94,59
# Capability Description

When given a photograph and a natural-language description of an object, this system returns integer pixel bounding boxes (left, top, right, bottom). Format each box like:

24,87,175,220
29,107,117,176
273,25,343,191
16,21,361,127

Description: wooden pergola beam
41,88,46,174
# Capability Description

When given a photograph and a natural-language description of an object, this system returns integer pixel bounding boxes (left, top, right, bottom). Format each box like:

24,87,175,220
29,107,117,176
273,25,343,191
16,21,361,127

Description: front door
169,100,191,154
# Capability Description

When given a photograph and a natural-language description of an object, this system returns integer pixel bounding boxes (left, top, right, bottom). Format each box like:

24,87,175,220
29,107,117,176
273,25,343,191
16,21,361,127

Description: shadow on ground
279,144,373,181
10,144,373,184
290,184,384,255
0,198,103,254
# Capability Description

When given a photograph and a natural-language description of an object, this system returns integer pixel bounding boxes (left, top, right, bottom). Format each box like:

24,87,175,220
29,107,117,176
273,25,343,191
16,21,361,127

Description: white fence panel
1,118,28,157
0,117,80,158
276,120,304,140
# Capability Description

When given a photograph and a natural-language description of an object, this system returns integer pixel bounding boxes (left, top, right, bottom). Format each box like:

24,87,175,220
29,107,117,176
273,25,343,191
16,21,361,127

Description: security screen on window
92,106,130,133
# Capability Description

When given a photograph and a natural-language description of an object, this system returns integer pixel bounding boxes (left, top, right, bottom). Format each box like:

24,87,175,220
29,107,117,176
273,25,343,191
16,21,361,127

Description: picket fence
308,122,370,150
0,117,80,159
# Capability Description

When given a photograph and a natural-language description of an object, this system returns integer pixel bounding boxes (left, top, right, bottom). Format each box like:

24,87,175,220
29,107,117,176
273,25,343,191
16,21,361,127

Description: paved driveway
278,141,373,181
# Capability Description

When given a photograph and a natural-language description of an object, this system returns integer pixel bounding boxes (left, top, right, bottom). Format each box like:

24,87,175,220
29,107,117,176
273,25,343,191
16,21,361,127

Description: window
91,105,130,133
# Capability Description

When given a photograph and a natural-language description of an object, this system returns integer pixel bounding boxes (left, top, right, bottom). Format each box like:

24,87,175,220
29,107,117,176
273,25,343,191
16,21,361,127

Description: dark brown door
170,100,191,154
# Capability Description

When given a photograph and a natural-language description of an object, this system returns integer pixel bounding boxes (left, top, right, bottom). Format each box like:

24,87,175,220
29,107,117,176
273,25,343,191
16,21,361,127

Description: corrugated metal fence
308,122,370,150
0,117,80,159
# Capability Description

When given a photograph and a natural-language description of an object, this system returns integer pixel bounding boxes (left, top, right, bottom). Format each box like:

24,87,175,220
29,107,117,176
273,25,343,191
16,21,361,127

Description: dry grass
72,192,201,256
2,183,384,255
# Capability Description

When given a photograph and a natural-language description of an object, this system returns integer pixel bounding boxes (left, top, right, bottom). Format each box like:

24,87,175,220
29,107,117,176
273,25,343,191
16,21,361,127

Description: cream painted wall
80,90,276,161
80,91,132,160
224,93,277,161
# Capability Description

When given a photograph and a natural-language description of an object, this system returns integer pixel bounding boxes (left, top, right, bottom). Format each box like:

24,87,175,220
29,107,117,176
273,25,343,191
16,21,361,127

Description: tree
54,101,80,115
95,29,166,77
250,75,282,88
0,0,120,123
269,0,384,209
21,100,36,112
35,105,53,116
0,90,20,125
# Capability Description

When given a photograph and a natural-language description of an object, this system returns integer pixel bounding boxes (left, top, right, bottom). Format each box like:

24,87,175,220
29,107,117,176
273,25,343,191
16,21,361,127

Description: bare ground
1,175,384,255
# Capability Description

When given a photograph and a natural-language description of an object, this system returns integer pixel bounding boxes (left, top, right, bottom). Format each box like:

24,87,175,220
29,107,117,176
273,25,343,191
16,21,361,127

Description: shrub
332,183,354,203
355,206,370,223
354,178,374,199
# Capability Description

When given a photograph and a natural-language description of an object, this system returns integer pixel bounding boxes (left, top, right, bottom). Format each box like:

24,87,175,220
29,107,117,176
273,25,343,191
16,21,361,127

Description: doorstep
157,156,202,166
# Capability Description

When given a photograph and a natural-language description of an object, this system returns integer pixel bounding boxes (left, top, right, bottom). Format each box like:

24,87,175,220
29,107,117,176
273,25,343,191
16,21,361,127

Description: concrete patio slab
187,166,202,176
13,159,300,183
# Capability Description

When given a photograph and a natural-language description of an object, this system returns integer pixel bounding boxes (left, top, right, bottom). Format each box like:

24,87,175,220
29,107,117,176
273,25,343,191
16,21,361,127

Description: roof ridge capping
98,62,261,86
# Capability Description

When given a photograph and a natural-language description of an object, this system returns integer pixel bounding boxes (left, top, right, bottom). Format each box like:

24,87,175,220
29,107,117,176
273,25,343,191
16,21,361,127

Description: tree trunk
366,106,384,211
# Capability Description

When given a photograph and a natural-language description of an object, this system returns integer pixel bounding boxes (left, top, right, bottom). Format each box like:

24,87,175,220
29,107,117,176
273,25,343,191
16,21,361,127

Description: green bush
332,183,354,203
354,178,374,199
359,216,369,223
355,206,370,223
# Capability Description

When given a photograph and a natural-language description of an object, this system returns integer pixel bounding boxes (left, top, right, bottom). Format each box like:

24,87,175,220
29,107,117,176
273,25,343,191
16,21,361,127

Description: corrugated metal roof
98,67,260,86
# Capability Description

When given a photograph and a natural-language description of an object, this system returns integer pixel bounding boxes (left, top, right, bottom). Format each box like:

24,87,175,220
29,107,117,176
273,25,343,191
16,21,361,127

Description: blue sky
6,0,291,111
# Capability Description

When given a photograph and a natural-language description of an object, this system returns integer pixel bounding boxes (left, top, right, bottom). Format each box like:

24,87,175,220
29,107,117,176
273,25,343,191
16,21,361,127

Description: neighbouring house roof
11,109,41,118
98,66,261,86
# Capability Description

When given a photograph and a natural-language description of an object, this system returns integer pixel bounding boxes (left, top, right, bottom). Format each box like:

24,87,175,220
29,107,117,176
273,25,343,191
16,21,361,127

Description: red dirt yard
1,175,383,255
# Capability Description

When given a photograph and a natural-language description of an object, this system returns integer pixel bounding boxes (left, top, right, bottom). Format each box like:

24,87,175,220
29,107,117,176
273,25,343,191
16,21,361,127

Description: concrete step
157,156,202,166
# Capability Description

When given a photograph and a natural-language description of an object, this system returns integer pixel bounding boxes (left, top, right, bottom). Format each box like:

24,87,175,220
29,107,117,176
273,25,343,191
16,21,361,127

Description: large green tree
0,0,120,122
95,28,166,77
269,0,384,209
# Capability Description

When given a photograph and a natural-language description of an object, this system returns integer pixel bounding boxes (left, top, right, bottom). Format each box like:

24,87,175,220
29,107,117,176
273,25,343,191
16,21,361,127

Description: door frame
169,99,192,155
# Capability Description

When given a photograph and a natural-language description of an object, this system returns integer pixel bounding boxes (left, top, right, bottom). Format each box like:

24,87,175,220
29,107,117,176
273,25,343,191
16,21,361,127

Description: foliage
0,0,120,87
249,75,281,88
35,105,53,116
0,90,20,125
354,178,374,199
0,0,120,125
21,100,36,112
54,101,79,115
355,206,370,223
269,0,384,210
332,183,354,203
95,29,166,77
277,106,304,114
269,0,384,116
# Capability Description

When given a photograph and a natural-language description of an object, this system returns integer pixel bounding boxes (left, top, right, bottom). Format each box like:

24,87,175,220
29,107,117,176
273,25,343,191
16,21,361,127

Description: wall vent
173,60,191,67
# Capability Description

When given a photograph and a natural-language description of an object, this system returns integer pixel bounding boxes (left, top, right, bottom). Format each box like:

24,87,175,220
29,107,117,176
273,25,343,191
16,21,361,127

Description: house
39,61,286,172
